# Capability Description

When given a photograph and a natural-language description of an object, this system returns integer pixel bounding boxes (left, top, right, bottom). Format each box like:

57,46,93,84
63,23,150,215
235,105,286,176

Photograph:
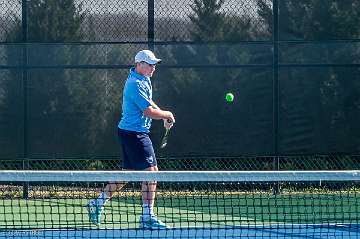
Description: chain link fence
0,0,268,42
0,0,359,171
0,154,359,171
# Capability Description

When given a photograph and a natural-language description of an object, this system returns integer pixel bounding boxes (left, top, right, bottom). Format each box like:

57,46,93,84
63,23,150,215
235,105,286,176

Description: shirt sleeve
130,81,152,111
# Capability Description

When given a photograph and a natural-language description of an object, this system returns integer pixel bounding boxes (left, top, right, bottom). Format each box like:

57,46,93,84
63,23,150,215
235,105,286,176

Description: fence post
22,0,29,199
272,0,280,195
148,0,155,51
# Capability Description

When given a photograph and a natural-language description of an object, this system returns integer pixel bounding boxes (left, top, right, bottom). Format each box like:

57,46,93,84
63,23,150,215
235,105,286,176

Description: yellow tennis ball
225,93,234,102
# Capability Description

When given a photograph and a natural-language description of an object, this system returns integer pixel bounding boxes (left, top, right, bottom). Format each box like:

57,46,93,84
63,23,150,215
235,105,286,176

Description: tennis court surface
0,171,359,238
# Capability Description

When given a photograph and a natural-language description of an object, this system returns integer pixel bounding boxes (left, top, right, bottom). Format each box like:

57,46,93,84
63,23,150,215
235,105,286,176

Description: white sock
95,192,109,207
142,204,154,218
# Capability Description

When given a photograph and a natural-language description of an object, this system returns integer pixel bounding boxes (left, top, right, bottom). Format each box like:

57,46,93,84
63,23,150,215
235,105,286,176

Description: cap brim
147,58,162,64
135,58,162,65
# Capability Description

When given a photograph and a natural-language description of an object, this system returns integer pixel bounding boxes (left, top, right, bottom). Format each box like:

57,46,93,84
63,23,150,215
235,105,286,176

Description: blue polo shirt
118,68,153,133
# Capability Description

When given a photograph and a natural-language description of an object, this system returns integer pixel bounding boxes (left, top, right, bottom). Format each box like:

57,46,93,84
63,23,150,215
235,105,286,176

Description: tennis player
87,50,175,229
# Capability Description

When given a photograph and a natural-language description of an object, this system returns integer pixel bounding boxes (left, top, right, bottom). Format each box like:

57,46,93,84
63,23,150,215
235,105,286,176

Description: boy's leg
141,166,158,218
139,166,168,229
87,182,126,225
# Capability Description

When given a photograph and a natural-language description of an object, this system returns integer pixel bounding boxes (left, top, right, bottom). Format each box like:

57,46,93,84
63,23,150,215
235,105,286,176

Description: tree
26,0,84,42
2,0,127,161
3,0,93,159
27,0,88,158
0,13,22,159
257,0,360,155
189,0,226,41
154,0,273,158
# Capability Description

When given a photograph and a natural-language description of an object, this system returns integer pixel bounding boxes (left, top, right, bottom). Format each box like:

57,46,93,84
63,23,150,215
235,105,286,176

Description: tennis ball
225,93,234,102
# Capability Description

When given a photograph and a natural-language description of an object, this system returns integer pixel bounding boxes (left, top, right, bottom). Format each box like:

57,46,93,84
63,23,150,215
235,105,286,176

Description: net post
272,156,280,195
22,159,29,199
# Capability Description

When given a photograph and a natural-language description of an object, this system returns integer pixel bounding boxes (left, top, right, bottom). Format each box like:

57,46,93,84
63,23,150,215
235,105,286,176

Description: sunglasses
141,61,156,67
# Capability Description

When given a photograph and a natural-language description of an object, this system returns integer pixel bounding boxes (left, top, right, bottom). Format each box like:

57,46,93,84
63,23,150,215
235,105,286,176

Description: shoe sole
139,224,169,230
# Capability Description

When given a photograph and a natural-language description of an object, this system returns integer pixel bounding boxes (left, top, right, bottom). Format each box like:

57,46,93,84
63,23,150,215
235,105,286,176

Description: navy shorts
118,128,157,170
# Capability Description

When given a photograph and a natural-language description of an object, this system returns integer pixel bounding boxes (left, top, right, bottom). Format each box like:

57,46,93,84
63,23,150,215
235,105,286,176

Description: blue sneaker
86,200,104,225
139,215,169,229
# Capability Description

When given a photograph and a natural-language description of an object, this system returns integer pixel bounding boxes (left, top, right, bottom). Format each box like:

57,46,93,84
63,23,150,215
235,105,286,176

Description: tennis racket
160,119,172,148
160,128,170,148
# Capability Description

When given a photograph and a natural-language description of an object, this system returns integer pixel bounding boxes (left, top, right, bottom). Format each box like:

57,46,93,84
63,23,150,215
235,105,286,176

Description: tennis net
0,170,359,238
